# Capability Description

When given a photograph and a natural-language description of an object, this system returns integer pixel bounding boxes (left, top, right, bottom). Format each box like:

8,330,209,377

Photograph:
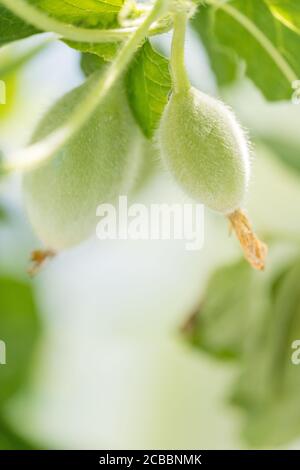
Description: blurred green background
1,26,300,450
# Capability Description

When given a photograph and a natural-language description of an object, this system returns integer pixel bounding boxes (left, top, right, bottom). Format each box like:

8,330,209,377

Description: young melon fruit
131,139,160,195
23,72,142,251
158,87,250,214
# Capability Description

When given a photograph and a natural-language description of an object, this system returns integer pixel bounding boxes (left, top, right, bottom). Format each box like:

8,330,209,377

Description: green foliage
186,260,266,360
191,6,238,87
0,0,124,61
185,255,300,447
28,0,123,27
260,137,300,175
2,0,300,112
67,40,120,62
80,52,106,77
48,0,124,61
0,415,36,450
80,41,172,138
1,0,300,450
232,260,300,447
0,276,40,403
36,0,123,61
0,5,39,47
266,0,300,35
194,0,300,101
0,203,7,221
0,205,41,449
126,40,171,138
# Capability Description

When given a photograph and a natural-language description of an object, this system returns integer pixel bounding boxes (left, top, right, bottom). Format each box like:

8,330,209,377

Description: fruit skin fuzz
23,73,142,252
158,87,250,215
158,86,267,271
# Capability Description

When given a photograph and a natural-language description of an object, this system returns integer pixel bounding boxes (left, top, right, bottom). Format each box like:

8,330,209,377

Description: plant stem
171,10,190,94
0,0,171,43
1,0,168,176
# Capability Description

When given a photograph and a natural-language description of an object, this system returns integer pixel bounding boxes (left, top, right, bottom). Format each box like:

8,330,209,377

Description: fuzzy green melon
158,87,250,214
131,139,160,195
23,72,142,251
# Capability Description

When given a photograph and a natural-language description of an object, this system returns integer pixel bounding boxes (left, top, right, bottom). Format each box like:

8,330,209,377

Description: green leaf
191,5,239,87
0,416,37,450
1,0,124,60
0,203,7,222
66,40,120,62
184,260,267,360
80,52,106,77
32,0,124,60
231,260,300,447
266,0,300,35
260,137,300,175
28,0,123,28
184,253,300,446
0,276,41,404
0,5,39,47
201,0,300,101
126,40,171,138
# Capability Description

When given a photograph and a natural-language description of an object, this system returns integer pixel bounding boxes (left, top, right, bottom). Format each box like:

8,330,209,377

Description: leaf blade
200,0,300,101
191,5,239,87
125,40,171,138
0,276,41,403
266,0,300,35
0,5,39,47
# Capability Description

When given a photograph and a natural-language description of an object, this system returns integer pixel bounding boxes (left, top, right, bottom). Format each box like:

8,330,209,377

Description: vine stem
170,10,190,94
1,0,168,176
0,0,171,43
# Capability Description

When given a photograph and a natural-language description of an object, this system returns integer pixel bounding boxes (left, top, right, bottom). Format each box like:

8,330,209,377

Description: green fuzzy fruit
23,73,142,250
158,87,250,214
131,139,160,195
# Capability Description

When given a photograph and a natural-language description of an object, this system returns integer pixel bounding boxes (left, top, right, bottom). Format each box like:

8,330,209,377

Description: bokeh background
1,26,300,450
